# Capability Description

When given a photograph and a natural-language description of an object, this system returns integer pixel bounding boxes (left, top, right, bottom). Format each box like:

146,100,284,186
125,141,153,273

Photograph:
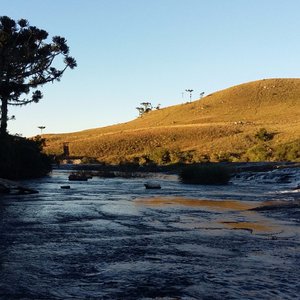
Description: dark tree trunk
0,97,8,137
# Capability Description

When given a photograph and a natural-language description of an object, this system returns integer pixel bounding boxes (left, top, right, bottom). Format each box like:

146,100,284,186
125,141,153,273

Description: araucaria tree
0,16,77,137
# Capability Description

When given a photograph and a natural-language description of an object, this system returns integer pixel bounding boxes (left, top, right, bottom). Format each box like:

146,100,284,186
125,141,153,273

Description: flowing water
0,166,299,299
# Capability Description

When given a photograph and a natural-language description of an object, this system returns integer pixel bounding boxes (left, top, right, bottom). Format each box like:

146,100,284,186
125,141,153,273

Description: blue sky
3,0,300,137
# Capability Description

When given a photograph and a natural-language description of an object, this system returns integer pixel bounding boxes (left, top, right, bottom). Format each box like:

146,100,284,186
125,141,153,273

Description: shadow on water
0,167,299,299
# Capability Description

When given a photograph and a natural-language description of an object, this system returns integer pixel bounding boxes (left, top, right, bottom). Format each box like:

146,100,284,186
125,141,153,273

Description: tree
0,16,77,137
140,102,153,112
136,102,153,116
185,89,193,102
38,126,46,134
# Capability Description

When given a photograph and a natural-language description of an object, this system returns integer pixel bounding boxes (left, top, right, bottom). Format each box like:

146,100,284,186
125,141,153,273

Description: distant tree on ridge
136,102,153,116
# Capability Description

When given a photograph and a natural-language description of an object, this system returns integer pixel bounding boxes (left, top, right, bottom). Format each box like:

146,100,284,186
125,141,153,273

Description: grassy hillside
44,78,300,163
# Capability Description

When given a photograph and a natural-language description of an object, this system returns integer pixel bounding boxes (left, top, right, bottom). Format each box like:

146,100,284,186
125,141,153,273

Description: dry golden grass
44,78,300,163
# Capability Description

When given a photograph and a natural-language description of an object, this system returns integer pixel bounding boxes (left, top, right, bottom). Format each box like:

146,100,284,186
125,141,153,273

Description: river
0,166,299,299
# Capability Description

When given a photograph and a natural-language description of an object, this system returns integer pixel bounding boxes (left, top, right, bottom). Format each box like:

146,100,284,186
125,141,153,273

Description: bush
80,156,99,164
148,148,171,165
244,144,273,161
211,152,241,162
147,148,199,165
179,164,231,185
133,154,149,166
273,139,300,161
176,150,197,163
195,154,211,163
255,128,274,142
0,135,52,179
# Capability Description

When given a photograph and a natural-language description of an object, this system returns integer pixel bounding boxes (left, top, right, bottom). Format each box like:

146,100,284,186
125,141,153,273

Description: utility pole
185,89,194,102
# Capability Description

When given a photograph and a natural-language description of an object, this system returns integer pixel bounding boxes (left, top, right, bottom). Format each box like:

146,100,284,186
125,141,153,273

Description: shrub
255,128,274,142
244,144,273,161
0,135,52,179
211,152,241,162
196,154,211,163
179,164,231,185
137,155,152,166
176,150,197,163
273,139,300,161
149,148,171,165
80,156,99,164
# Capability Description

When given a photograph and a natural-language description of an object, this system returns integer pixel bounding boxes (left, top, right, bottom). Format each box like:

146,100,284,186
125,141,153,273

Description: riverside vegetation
44,78,300,165
179,164,231,185
0,135,52,180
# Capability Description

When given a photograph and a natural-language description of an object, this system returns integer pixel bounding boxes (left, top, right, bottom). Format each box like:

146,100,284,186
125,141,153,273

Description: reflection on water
135,196,259,210
135,197,284,234
220,220,272,233
0,167,299,299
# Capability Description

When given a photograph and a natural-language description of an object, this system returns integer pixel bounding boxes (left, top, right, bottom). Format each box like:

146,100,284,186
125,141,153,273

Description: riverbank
63,161,300,175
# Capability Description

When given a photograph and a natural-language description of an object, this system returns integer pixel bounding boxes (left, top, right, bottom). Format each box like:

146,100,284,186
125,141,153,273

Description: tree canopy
0,16,77,137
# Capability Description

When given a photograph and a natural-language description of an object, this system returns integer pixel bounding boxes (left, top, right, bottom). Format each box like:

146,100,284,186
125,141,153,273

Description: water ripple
0,167,299,299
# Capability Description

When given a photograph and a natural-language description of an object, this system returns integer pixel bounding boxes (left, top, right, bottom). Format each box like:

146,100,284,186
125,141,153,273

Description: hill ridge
44,78,300,163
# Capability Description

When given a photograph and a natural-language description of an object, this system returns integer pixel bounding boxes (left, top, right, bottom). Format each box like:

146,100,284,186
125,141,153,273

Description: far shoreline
56,161,300,175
